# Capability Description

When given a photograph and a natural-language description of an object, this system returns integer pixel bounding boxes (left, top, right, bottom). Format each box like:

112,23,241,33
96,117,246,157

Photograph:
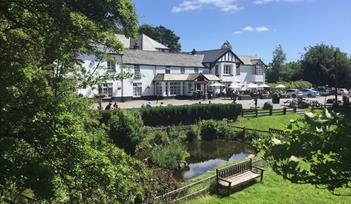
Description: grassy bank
183,169,351,204
236,112,303,131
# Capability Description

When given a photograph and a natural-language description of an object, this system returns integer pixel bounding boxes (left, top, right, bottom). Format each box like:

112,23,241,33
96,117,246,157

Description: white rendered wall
235,65,252,88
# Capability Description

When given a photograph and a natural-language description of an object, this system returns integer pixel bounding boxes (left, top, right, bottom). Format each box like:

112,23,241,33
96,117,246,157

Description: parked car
315,87,329,96
337,88,349,96
286,89,303,98
300,89,319,97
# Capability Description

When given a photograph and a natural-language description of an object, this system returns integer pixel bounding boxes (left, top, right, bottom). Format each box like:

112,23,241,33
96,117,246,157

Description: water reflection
175,140,254,180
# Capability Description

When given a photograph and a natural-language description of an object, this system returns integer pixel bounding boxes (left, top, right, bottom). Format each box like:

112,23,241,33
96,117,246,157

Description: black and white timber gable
217,49,242,63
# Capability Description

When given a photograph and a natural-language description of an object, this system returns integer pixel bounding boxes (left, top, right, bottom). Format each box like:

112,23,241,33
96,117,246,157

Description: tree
0,0,152,202
266,45,287,83
138,24,181,52
301,44,351,87
280,61,303,81
261,110,351,192
108,110,146,154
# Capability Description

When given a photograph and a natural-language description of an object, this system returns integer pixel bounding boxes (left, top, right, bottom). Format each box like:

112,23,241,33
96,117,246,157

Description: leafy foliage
268,80,312,89
199,120,242,141
150,143,190,170
140,103,242,126
266,44,351,88
266,44,286,82
279,61,303,81
138,24,181,52
301,44,351,88
107,110,146,154
0,0,155,202
262,109,351,191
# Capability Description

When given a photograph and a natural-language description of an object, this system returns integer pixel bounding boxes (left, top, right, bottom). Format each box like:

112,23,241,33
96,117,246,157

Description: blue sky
133,0,351,63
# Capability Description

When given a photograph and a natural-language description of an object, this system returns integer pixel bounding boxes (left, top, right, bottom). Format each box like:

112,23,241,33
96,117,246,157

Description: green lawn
181,109,351,203
235,112,303,131
183,169,351,204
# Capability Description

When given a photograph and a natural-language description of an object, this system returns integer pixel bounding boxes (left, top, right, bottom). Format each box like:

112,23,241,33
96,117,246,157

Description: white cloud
253,0,304,5
243,26,254,32
234,25,269,34
256,26,269,32
171,0,243,13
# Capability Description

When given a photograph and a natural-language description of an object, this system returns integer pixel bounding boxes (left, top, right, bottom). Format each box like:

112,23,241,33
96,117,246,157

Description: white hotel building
78,34,266,100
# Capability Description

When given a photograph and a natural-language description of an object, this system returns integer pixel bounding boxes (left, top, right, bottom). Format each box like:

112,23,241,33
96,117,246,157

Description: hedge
139,103,242,126
268,80,312,89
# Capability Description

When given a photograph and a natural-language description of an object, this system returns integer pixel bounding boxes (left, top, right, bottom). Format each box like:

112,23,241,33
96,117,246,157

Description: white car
286,89,303,98
337,88,349,96
300,89,319,98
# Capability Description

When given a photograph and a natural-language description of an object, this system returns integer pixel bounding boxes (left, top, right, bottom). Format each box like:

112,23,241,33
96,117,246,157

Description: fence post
241,109,244,117
283,107,286,115
269,107,273,116
255,108,258,117
293,107,297,113
311,104,314,111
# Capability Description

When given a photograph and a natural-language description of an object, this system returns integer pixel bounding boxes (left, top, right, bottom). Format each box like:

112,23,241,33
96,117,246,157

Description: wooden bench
216,159,264,194
268,128,288,137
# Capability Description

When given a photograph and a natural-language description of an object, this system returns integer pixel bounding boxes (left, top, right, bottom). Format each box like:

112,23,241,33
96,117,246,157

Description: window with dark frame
134,65,141,79
98,83,113,97
155,82,162,96
181,67,185,74
215,65,219,76
170,82,181,95
194,67,199,73
133,83,142,97
107,61,116,72
254,64,264,75
165,67,171,74
223,64,232,75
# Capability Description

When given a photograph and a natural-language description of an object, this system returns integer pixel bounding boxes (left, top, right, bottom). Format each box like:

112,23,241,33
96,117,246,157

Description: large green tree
263,110,351,192
280,61,303,81
301,44,351,88
0,0,152,202
266,45,287,83
138,24,181,52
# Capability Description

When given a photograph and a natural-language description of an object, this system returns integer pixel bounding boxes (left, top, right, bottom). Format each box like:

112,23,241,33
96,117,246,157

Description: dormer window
165,67,171,74
107,61,115,72
194,67,199,73
181,67,185,74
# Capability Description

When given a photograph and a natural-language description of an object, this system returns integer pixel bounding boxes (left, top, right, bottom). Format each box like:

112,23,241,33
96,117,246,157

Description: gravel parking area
98,96,335,110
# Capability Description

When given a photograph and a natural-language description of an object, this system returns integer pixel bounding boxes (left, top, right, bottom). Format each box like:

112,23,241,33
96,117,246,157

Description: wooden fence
241,107,297,118
153,159,265,203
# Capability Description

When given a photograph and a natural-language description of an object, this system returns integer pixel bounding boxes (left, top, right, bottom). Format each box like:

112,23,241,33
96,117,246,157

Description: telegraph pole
334,51,338,106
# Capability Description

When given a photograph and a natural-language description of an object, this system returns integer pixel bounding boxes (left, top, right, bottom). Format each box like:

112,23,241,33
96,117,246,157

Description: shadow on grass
213,180,259,197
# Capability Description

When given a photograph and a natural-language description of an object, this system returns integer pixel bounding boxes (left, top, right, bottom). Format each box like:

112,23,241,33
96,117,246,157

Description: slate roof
238,55,265,66
203,74,221,81
122,49,205,67
196,48,230,63
153,73,220,81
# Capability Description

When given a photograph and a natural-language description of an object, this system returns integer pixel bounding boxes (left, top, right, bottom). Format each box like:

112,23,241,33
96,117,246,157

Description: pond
174,140,254,181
